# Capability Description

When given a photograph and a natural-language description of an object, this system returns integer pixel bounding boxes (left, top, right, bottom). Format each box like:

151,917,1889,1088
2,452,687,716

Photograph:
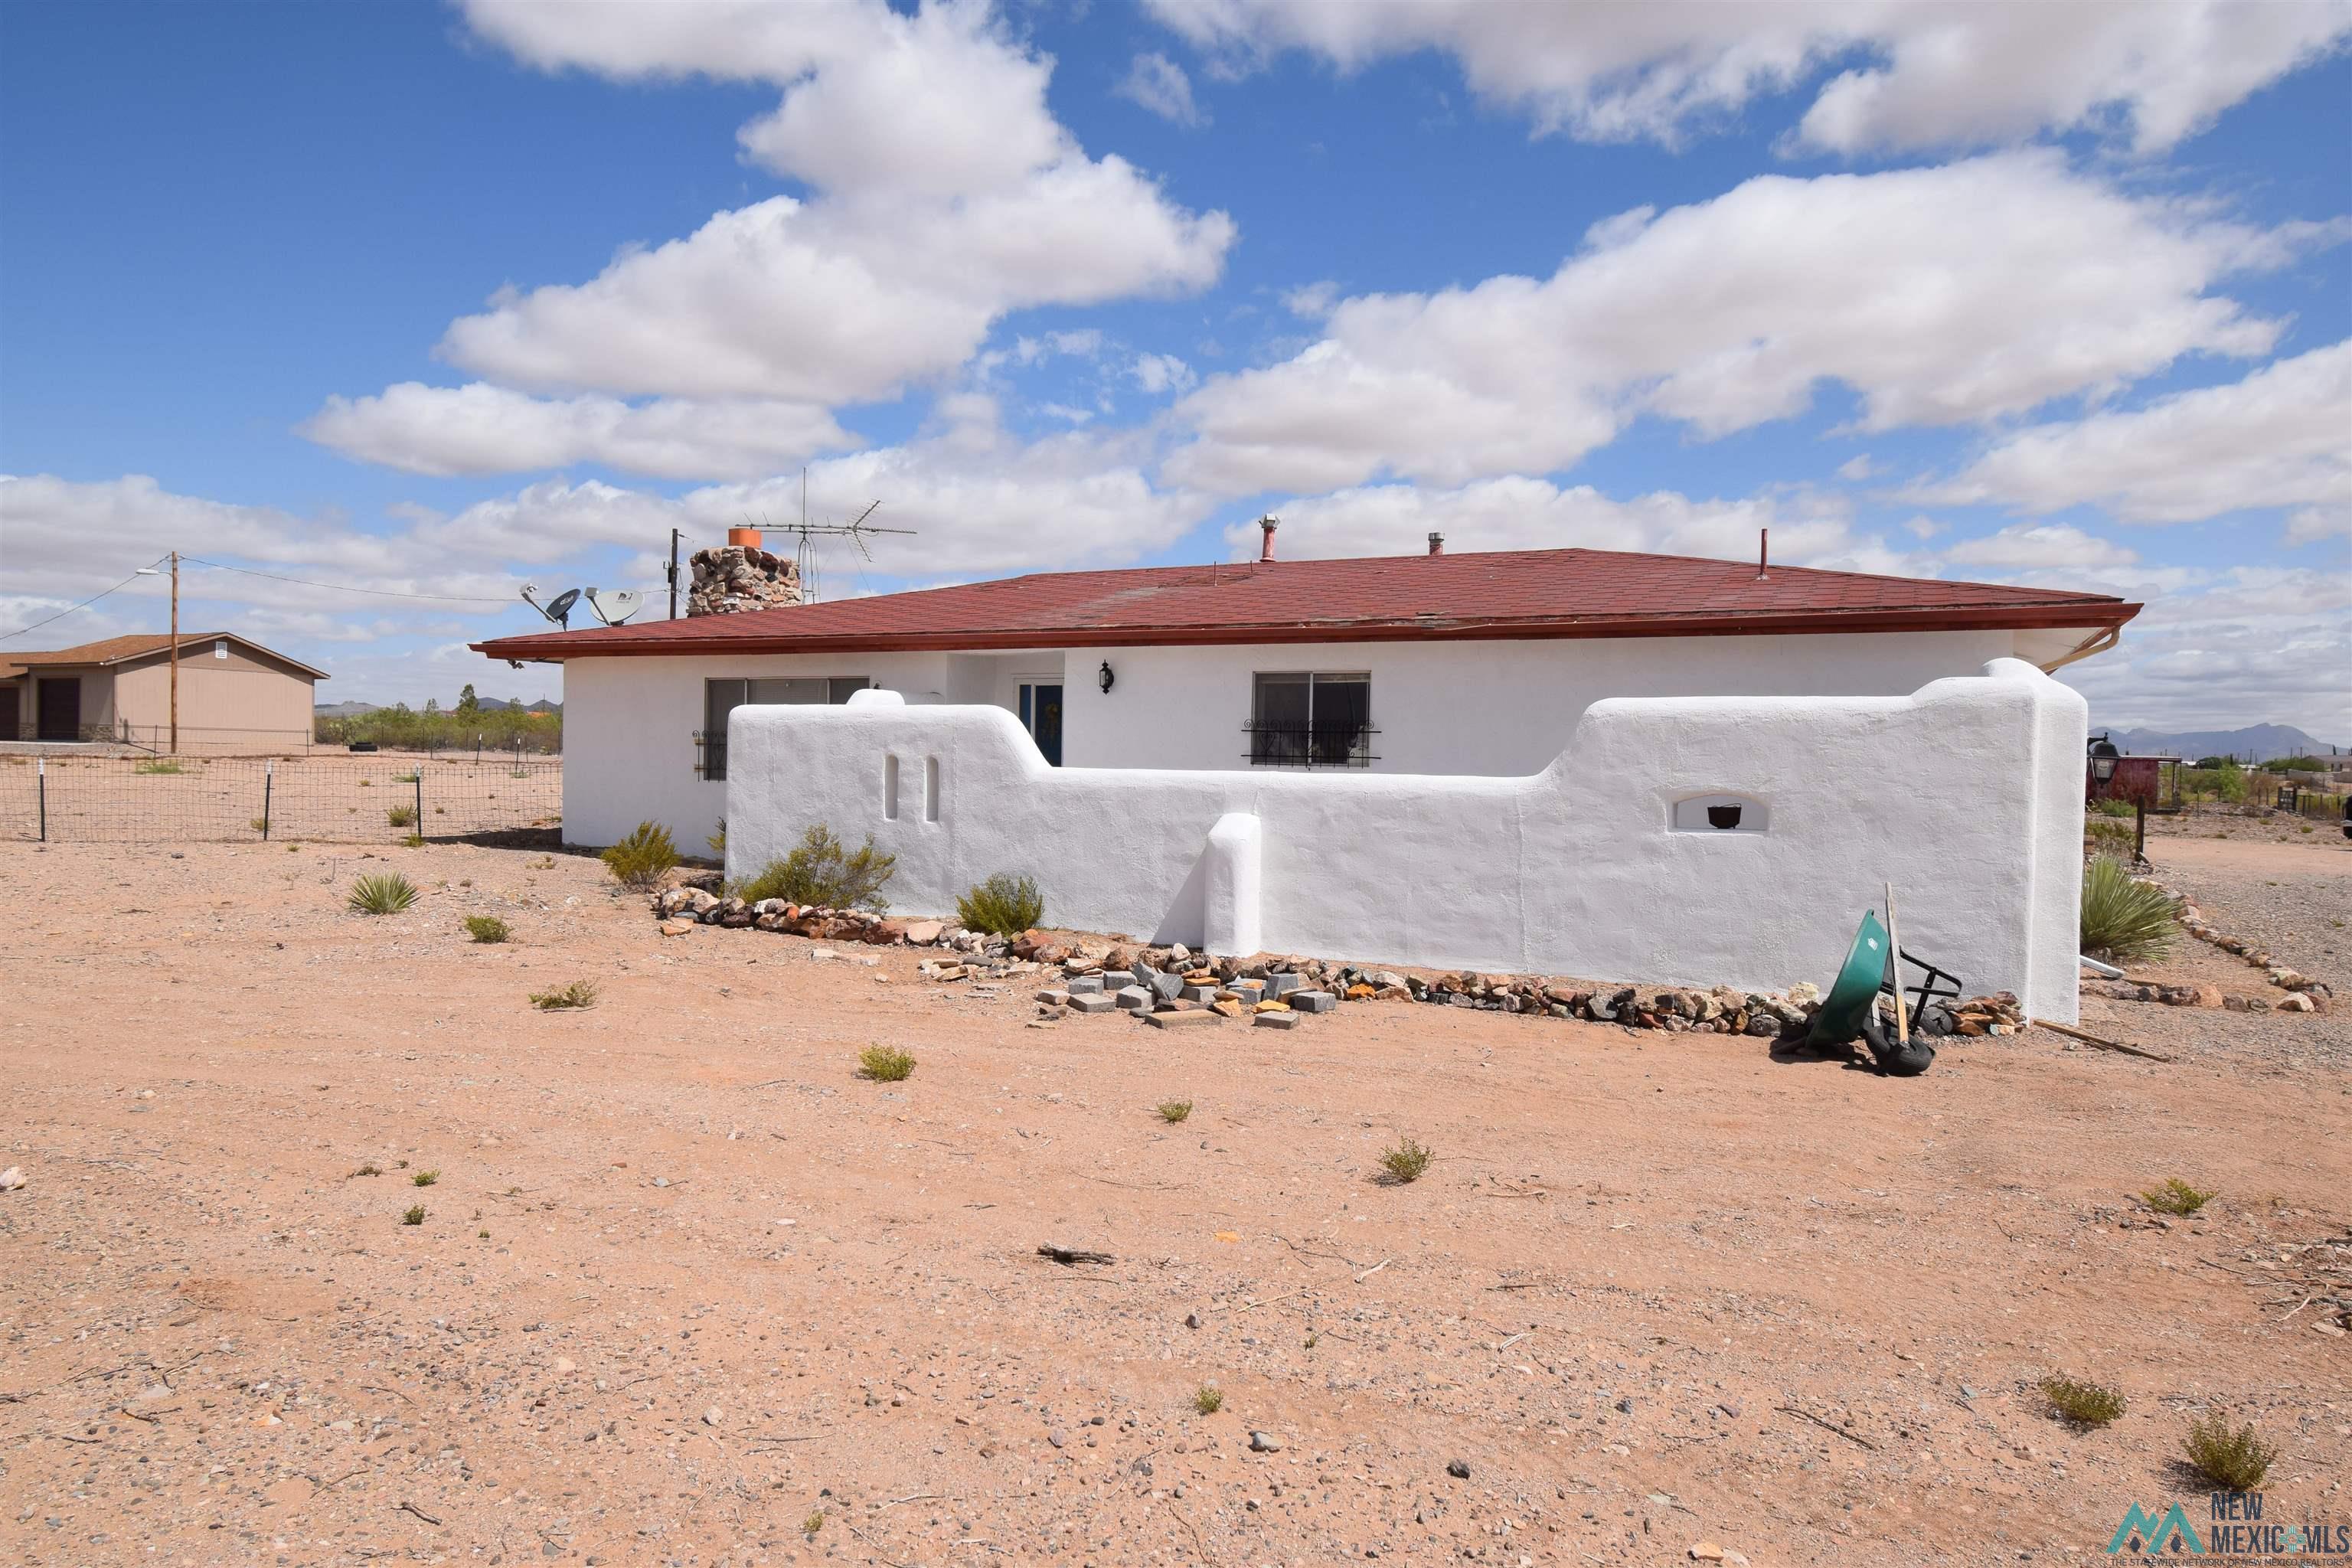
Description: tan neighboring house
0,633,327,752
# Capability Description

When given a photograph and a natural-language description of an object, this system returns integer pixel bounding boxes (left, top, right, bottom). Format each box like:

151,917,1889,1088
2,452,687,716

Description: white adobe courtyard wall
726,657,2089,1022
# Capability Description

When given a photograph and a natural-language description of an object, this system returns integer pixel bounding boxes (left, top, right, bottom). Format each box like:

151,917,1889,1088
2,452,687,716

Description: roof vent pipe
1756,527,1769,580
1258,514,1279,562
728,525,763,550
1427,531,1445,557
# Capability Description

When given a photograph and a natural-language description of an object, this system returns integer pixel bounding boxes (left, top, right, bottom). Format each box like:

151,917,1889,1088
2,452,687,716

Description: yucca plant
2080,854,2177,963
348,872,418,916
958,872,1045,936
601,820,679,890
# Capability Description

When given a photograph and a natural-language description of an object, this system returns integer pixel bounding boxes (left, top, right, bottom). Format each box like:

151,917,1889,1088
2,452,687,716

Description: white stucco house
475,533,2140,858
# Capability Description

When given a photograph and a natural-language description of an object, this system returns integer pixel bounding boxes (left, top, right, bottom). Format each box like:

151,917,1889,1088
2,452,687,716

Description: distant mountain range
317,697,560,717
2104,724,2343,761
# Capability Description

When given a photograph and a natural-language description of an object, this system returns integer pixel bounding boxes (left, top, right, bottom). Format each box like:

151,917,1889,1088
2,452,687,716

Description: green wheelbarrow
1805,910,1958,1076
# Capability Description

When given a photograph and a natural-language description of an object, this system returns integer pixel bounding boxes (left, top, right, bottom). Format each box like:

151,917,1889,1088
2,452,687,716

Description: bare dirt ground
3,837,2347,1568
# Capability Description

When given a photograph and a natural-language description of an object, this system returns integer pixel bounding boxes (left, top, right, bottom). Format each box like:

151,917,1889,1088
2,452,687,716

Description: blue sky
3,0,2347,737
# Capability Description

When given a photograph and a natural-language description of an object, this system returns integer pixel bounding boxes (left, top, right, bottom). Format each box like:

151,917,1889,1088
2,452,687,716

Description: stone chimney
688,528,802,616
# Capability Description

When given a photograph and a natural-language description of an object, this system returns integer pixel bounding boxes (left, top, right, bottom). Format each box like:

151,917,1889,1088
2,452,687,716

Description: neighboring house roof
0,632,329,681
473,545,2141,662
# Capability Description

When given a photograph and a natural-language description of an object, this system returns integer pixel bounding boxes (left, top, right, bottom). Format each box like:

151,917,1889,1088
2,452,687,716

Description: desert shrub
601,820,679,890
2183,1413,2274,1490
2089,798,2135,818
412,1169,439,1187
958,872,1045,936
348,872,418,916
735,824,895,910
135,759,185,775
1192,1384,1223,1415
387,804,418,828
2039,1375,2125,1429
1156,1099,1194,1124
1380,1136,1434,1183
2264,755,2329,772
858,1045,916,1082
2080,855,2177,962
2141,1177,2215,1216
464,914,511,943
2183,764,2248,803
707,818,727,856
2086,818,2135,858
402,1205,426,1226
250,816,270,834
528,979,599,1011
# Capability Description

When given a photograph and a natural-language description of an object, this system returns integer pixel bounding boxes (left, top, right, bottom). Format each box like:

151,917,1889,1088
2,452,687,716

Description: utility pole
666,528,682,619
168,550,180,755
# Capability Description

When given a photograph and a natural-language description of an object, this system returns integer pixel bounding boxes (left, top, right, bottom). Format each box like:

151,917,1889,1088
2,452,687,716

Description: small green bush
1192,1384,1223,1415
707,818,727,856
2086,818,2135,857
2141,1177,2215,1216
348,872,418,916
411,1169,439,1187
734,824,895,911
393,769,420,784
2089,798,2135,818
1156,1099,1194,1124
1380,1136,1434,1183
2183,1412,2274,1490
250,816,270,834
402,1204,426,1226
2080,855,2178,963
2040,1375,2125,1428
135,759,185,775
464,914,511,943
958,872,1045,936
858,1045,916,1082
387,803,418,828
601,820,679,890
529,979,599,1011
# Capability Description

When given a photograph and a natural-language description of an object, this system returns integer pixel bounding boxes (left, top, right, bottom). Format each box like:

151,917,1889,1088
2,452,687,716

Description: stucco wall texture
724,658,2088,1023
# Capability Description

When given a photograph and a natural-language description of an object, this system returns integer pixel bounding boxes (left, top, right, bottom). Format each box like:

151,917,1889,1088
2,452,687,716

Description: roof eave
472,600,2141,663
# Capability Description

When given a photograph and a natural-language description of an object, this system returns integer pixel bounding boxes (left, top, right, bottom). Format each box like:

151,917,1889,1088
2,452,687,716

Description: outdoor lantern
1098,660,1115,694
2088,735,2120,784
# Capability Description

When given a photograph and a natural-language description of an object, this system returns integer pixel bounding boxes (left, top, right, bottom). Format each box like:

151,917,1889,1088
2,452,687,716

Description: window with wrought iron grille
1245,672,1375,767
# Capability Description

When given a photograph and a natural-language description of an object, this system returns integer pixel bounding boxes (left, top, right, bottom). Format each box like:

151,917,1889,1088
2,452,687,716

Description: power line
181,557,514,604
0,557,170,643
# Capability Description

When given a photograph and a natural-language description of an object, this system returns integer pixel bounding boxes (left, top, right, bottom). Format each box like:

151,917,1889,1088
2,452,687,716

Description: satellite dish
520,583,580,628
586,587,642,626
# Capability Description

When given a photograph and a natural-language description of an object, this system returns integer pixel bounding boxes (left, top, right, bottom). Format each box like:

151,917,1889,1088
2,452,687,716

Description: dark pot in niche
1706,804,1743,830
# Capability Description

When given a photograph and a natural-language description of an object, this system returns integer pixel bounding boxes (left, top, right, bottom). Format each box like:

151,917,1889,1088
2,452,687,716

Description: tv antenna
519,583,581,628
759,468,914,603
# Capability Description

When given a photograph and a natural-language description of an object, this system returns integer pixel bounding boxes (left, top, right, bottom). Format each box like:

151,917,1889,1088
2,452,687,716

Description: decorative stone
1067,974,1105,995
1068,993,1116,1014
1144,1009,1217,1028
1289,990,1338,1014
1253,1011,1300,1030
1114,985,1152,1011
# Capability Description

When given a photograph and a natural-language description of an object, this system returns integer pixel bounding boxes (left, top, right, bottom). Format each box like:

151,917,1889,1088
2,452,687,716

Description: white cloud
1119,51,1205,126
1168,153,2303,495
1915,338,2352,541
1280,279,1340,318
1146,0,2352,153
1942,524,2140,570
1129,351,1197,396
434,0,1234,405
1835,454,1877,482
302,382,858,480
1229,476,1870,570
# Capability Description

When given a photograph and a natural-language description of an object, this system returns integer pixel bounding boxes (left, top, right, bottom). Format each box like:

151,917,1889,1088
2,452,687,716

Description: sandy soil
3,837,2347,1568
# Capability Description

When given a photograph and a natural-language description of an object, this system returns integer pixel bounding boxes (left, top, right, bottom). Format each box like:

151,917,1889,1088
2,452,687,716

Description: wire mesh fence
2,754,563,844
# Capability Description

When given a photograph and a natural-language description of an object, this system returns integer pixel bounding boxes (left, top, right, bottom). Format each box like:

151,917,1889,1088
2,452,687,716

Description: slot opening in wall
1671,793,1769,833
923,756,940,822
883,753,900,820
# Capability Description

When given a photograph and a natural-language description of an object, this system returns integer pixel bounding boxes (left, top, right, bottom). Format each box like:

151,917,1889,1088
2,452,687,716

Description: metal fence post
37,756,46,842
415,767,426,841
262,760,274,841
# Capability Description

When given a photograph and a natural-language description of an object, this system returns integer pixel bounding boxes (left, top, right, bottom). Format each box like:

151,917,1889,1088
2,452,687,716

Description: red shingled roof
472,546,2138,661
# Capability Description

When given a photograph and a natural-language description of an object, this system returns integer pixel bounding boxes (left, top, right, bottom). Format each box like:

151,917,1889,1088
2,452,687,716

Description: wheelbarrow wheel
1860,1008,1936,1076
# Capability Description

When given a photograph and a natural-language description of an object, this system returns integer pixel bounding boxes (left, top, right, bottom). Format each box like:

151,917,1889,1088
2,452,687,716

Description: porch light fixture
2088,734,2120,784
1097,660,1115,694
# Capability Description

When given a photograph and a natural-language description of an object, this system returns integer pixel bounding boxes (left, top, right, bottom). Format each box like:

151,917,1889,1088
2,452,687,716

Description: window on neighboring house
1246,672,1374,767
698,675,870,780
214,639,228,658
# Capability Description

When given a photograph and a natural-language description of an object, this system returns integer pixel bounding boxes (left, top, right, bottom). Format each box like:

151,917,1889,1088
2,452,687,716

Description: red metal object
2088,755,2161,807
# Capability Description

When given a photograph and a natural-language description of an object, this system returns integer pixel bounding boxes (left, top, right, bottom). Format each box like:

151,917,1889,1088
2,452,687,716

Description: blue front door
1019,683,1063,766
